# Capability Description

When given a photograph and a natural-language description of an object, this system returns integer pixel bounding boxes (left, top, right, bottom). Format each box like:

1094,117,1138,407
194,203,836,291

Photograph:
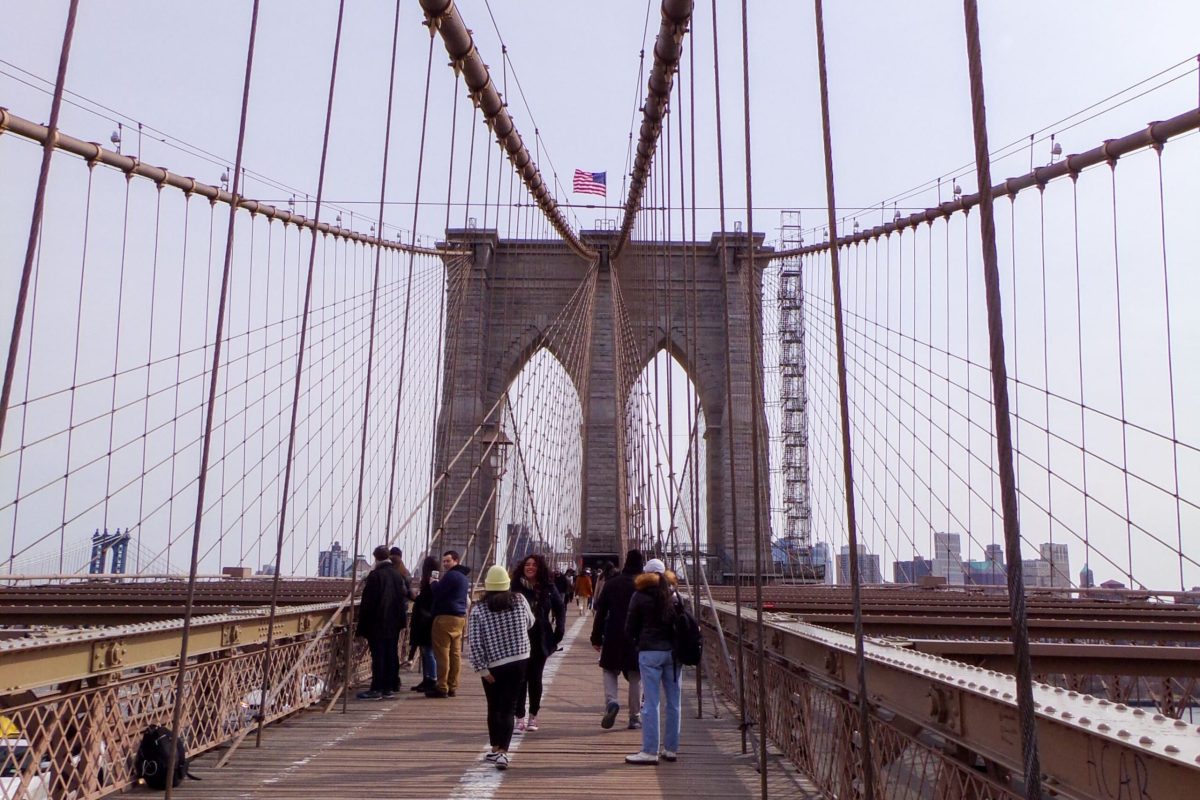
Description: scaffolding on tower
776,211,822,581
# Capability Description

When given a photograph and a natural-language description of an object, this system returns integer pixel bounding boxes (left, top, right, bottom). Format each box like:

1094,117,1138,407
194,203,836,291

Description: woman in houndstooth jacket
467,564,534,770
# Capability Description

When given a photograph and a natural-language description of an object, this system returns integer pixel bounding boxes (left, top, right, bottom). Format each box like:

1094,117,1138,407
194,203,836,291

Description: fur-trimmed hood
634,571,677,591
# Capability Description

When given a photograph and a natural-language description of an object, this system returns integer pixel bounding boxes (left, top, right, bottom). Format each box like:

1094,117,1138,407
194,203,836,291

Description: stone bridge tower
430,228,770,580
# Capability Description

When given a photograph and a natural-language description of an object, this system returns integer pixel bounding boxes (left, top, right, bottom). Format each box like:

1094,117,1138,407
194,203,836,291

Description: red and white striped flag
573,169,607,197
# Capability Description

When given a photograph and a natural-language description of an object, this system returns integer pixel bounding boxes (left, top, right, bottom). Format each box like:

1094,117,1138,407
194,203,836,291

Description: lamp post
479,424,511,571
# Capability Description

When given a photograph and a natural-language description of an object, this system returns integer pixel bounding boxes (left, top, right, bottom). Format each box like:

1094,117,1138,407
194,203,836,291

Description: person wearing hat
590,549,645,730
624,557,681,765
467,564,535,771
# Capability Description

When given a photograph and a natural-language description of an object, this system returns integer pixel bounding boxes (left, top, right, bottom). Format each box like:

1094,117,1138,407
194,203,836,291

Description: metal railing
698,600,1200,800
0,605,367,799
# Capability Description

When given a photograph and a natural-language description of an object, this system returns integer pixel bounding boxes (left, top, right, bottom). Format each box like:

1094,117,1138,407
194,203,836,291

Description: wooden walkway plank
184,610,819,799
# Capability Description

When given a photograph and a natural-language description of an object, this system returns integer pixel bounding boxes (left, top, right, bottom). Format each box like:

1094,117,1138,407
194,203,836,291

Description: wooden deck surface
184,609,819,799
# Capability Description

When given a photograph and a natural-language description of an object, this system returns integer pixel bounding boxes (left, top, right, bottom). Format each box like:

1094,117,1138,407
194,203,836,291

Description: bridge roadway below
182,610,817,799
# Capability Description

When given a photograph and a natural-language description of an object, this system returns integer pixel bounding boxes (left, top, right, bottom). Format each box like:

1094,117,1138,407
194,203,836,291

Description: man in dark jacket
356,545,409,699
590,549,644,729
428,549,470,698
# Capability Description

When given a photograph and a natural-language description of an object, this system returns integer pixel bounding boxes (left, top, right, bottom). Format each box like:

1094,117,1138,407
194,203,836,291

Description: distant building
965,559,1006,586
838,546,882,585
1022,559,1053,589
318,541,353,577
1079,564,1095,589
812,542,834,585
966,544,1006,586
1097,578,1127,600
932,532,964,585
893,555,933,584
506,522,533,564
1040,542,1071,588
772,536,826,580
256,563,277,576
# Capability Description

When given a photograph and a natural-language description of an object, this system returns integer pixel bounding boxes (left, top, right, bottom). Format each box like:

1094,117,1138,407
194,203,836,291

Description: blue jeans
421,645,437,683
638,649,681,754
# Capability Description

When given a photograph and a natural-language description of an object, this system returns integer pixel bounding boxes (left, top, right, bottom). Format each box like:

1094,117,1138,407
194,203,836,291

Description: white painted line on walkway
448,611,589,800
237,706,390,798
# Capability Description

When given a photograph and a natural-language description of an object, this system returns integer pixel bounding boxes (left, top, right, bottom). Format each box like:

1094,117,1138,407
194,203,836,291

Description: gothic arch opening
624,349,709,576
496,346,583,571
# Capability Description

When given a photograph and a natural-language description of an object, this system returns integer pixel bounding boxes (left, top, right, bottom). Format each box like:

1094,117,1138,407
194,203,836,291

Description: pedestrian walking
468,564,535,771
553,570,570,605
575,569,593,614
510,554,566,733
408,555,439,692
594,560,617,601
590,549,644,730
355,545,409,699
563,568,577,607
428,550,470,698
624,558,681,765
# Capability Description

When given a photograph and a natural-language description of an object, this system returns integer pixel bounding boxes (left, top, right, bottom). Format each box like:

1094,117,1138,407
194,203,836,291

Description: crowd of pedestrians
354,546,686,770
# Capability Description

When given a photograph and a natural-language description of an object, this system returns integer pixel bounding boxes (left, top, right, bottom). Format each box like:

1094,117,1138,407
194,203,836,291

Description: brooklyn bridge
1,1,1198,798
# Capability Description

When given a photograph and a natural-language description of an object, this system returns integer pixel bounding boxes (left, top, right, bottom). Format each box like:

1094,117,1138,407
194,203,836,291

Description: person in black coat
356,545,410,699
590,549,644,729
510,553,565,732
408,555,439,692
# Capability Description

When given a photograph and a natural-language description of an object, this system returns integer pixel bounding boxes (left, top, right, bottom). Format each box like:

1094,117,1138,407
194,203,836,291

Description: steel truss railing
0,603,367,799
699,600,1200,800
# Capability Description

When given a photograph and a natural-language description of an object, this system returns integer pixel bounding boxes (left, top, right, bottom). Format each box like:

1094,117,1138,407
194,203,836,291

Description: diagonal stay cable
164,2,263,797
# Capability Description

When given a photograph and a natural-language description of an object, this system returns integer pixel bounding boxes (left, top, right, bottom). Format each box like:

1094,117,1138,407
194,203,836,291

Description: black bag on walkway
136,724,199,789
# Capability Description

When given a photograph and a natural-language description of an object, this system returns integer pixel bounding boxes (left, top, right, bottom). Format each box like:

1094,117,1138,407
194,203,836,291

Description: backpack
135,724,198,789
671,597,703,667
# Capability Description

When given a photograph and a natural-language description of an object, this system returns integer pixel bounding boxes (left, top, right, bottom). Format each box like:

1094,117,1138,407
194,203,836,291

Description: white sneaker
514,717,526,734
526,715,539,732
494,753,509,770
660,750,678,762
485,751,501,762
625,751,659,765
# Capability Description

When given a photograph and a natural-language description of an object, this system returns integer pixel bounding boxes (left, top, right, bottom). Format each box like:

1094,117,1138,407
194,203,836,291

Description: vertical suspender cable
682,32,705,717
707,0,750,753
0,0,80,450
811,2,877,796
737,3,770,794
278,0,403,734
164,3,262,797
960,1,1043,797
383,34,437,557
267,0,348,714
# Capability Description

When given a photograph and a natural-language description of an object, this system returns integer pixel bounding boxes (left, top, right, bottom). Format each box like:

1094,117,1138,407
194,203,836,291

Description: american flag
573,169,606,197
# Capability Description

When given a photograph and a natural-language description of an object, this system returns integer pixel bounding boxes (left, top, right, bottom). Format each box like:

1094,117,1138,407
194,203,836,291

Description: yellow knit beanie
484,564,510,591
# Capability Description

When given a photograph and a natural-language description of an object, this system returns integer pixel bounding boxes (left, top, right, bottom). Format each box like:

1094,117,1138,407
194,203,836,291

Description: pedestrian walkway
185,611,818,798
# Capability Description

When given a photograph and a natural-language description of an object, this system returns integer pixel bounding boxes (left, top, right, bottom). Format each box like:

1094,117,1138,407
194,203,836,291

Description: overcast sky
4,2,1197,234
1,1,1197,584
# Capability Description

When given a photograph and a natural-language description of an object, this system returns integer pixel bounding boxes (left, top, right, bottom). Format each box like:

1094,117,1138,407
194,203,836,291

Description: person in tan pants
427,550,471,697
